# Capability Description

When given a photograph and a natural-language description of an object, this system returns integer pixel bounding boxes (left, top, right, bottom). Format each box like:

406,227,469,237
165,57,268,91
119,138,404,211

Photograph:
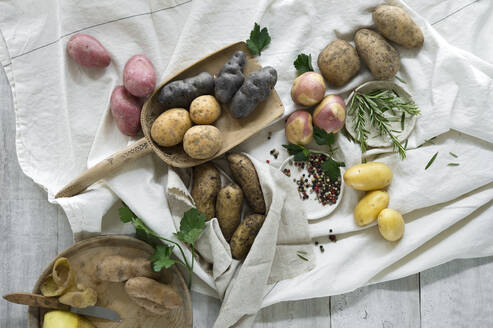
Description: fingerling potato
216,184,243,241
230,214,266,260
191,163,221,220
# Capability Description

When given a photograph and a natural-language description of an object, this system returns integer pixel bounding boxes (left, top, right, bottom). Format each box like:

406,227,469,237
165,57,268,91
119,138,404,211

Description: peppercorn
319,245,325,253
329,235,337,242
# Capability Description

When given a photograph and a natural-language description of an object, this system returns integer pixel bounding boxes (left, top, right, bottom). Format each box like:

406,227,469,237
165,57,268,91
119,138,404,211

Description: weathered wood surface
2,1,493,327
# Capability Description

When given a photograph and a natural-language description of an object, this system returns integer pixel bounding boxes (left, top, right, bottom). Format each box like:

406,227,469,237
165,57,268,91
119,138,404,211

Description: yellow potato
151,108,192,147
190,95,221,124
43,310,95,328
354,190,389,226
378,208,405,241
183,125,222,159
344,162,392,191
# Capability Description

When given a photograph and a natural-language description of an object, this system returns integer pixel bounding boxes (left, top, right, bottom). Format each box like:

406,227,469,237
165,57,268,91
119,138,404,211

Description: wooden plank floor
1,62,492,328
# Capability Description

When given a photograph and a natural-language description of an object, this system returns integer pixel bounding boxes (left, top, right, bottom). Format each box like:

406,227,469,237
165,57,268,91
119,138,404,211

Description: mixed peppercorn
284,153,341,205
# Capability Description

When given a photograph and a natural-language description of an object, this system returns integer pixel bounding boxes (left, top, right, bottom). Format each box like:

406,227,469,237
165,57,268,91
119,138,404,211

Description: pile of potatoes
66,33,157,137
344,162,405,242
317,5,423,85
285,4,424,147
151,51,277,160
191,154,266,260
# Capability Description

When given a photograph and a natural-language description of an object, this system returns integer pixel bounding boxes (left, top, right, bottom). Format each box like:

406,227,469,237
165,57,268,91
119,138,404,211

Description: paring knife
3,292,121,322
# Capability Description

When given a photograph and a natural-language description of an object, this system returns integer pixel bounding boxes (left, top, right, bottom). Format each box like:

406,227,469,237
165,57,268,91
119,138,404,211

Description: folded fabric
166,154,314,327
1,0,493,326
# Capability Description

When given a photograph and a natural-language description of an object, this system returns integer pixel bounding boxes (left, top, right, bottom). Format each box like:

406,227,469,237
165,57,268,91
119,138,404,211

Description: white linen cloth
1,0,493,325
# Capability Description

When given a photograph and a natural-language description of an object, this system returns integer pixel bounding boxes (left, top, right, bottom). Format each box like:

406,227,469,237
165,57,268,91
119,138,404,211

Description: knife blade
3,292,121,322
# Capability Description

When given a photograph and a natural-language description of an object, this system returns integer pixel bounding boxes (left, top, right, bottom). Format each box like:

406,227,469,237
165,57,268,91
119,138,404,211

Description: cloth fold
1,0,493,326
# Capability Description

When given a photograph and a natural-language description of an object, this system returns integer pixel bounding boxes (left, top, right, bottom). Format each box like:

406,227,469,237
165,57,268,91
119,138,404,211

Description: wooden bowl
141,41,285,168
28,235,192,328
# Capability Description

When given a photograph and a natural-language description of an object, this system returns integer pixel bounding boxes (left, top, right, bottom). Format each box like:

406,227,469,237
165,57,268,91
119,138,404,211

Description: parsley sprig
119,204,205,288
293,53,313,73
246,23,271,56
282,128,344,180
348,89,420,159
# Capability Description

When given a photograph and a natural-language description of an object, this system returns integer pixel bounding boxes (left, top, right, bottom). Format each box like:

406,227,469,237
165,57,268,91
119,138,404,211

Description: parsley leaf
282,144,310,162
118,205,134,223
246,23,271,56
293,53,313,73
321,158,341,181
175,208,206,244
150,245,177,272
313,127,336,146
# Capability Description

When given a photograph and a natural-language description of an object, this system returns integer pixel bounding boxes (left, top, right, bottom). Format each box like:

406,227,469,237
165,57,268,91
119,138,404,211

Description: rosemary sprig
348,89,420,159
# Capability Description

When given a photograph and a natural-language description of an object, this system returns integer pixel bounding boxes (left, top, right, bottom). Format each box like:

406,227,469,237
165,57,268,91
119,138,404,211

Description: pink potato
67,33,111,68
123,55,157,97
110,86,142,136
291,72,325,107
285,110,313,145
313,95,346,133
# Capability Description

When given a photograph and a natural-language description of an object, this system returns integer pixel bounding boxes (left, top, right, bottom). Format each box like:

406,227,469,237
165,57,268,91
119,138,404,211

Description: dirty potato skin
227,154,266,214
183,125,222,160
191,163,221,220
216,184,243,241
124,277,183,315
354,29,400,80
230,214,266,260
373,5,424,49
189,95,221,124
95,255,159,282
151,108,192,147
317,40,360,87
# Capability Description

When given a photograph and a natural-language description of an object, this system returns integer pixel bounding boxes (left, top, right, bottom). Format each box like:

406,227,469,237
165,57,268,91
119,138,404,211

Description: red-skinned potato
67,33,111,68
123,55,157,97
313,95,346,133
291,72,325,106
110,86,142,136
285,111,313,145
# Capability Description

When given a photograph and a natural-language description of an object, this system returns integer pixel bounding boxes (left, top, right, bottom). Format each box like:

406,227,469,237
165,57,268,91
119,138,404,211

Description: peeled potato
378,208,405,241
43,310,95,328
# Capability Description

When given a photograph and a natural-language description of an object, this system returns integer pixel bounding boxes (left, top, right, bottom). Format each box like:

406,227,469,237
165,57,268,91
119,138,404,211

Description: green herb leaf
297,254,309,261
119,204,134,223
449,152,458,158
400,112,405,131
175,208,206,244
447,163,460,166
282,143,304,156
297,250,308,255
425,152,439,170
246,23,271,56
150,245,177,272
283,143,309,162
293,53,313,73
321,159,341,181
395,75,406,84
313,127,336,146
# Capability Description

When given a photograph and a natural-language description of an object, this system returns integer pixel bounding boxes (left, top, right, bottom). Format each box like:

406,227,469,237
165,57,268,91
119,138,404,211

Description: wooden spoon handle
3,292,69,310
55,137,152,198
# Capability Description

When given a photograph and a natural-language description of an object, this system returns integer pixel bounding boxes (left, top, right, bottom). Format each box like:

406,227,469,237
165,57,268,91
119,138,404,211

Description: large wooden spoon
55,41,284,198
